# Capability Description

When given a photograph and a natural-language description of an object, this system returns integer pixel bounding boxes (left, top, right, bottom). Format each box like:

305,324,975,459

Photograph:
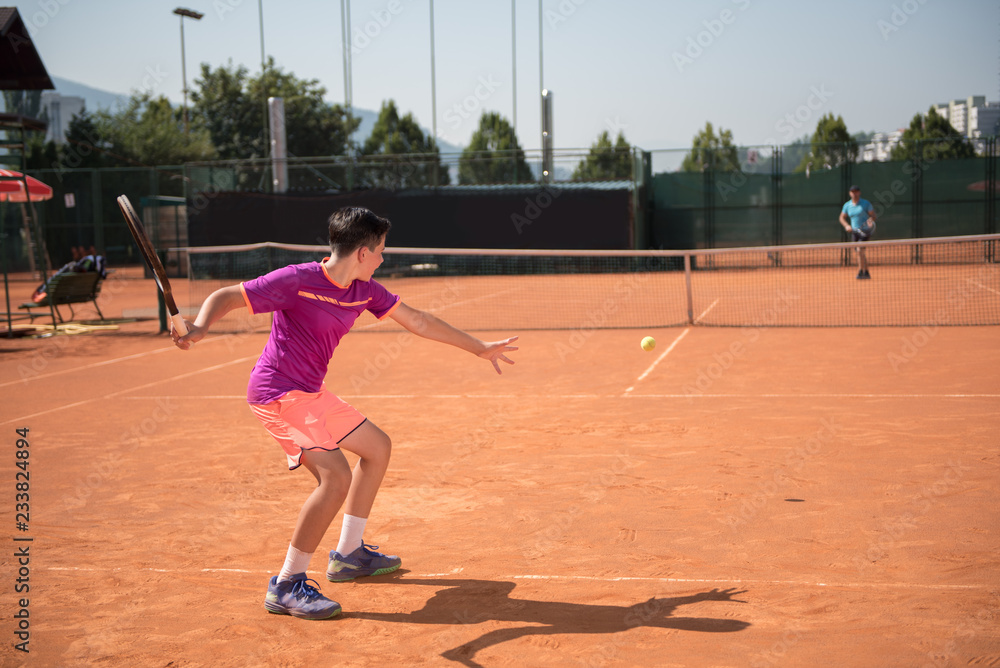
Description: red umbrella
0,169,54,203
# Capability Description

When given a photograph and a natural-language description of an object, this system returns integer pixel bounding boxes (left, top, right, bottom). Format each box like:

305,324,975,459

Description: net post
683,253,694,325
157,249,168,334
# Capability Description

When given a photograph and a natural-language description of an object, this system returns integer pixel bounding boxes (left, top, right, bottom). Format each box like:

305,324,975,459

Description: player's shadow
348,574,749,667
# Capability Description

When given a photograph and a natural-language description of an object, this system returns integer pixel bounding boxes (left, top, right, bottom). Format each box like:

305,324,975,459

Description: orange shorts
249,387,366,470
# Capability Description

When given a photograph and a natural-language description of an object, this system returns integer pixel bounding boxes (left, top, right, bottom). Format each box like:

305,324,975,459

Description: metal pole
179,15,188,134
430,0,439,186
683,254,694,324
259,0,269,154
539,0,544,157
346,0,353,112
511,0,517,182
341,0,350,109
173,9,204,133
430,0,437,144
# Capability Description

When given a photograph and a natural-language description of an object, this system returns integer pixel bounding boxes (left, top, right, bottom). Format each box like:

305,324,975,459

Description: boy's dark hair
328,207,391,254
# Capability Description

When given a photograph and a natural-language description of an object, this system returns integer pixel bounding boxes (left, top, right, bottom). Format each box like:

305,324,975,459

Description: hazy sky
11,0,999,153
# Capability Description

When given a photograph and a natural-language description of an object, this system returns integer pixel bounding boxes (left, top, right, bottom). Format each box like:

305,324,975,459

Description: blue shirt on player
842,198,874,230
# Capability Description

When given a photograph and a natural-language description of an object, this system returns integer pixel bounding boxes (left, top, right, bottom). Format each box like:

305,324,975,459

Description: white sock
277,544,313,582
336,514,367,555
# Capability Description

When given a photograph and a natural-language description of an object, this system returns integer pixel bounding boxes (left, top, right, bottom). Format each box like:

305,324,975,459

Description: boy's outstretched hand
479,336,518,374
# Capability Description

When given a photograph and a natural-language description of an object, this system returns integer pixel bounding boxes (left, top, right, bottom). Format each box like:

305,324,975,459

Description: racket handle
170,312,189,337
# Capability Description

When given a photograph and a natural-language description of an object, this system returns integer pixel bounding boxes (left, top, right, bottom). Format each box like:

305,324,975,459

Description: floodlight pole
539,0,545,181
511,0,517,183
341,0,353,120
173,8,204,135
430,0,437,144
259,0,269,153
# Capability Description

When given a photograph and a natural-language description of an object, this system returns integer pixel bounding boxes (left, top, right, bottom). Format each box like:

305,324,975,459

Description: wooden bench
19,272,105,324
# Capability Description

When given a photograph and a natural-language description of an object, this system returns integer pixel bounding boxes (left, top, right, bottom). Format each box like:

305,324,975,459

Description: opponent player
839,185,877,279
171,207,518,619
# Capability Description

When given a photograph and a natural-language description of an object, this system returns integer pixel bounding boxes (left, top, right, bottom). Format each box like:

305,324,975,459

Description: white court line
624,328,691,395
693,298,719,324
40,566,988,590
0,346,174,389
0,355,259,426
119,393,1000,401
624,393,1000,399
0,334,251,389
967,278,1000,297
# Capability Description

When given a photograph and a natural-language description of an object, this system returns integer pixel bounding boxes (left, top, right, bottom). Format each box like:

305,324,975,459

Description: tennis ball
640,336,656,352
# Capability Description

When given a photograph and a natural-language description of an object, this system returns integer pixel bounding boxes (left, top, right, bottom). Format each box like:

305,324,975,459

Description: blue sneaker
264,573,341,619
326,543,401,582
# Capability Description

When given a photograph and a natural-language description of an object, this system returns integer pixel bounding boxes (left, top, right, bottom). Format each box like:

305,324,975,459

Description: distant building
933,96,998,138
860,130,903,162
39,91,85,144
969,103,1000,139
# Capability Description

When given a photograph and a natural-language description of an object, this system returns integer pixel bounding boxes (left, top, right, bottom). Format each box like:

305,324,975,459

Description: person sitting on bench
31,245,107,303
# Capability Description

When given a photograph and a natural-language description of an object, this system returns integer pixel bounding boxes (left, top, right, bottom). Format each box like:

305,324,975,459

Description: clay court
1,266,998,667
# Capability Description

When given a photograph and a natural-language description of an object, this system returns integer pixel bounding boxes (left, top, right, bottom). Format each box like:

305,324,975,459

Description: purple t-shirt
240,260,400,404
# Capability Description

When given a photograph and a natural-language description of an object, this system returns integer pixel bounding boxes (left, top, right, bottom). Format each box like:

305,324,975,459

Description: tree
358,99,450,188
572,131,633,181
2,90,42,119
191,57,359,161
681,122,739,172
890,106,975,161
23,131,58,171
3,90,54,170
59,110,115,169
92,92,216,166
795,113,857,173
458,112,534,185
190,60,260,160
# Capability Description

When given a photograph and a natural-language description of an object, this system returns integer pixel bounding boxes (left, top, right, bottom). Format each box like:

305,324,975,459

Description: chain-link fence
2,140,997,273
649,139,999,248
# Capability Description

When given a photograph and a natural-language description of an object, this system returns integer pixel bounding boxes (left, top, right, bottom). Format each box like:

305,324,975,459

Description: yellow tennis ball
640,336,656,351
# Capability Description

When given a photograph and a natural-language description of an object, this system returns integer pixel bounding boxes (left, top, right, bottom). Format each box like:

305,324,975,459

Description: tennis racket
116,195,188,336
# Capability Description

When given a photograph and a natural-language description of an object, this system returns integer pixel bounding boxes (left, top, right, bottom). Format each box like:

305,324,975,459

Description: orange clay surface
0,270,998,667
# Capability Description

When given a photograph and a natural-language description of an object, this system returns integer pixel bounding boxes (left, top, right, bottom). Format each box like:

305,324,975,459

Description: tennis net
182,234,1000,332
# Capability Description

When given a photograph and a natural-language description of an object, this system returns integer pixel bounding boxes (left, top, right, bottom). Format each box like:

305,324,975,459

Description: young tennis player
172,207,517,619
839,185,877,279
